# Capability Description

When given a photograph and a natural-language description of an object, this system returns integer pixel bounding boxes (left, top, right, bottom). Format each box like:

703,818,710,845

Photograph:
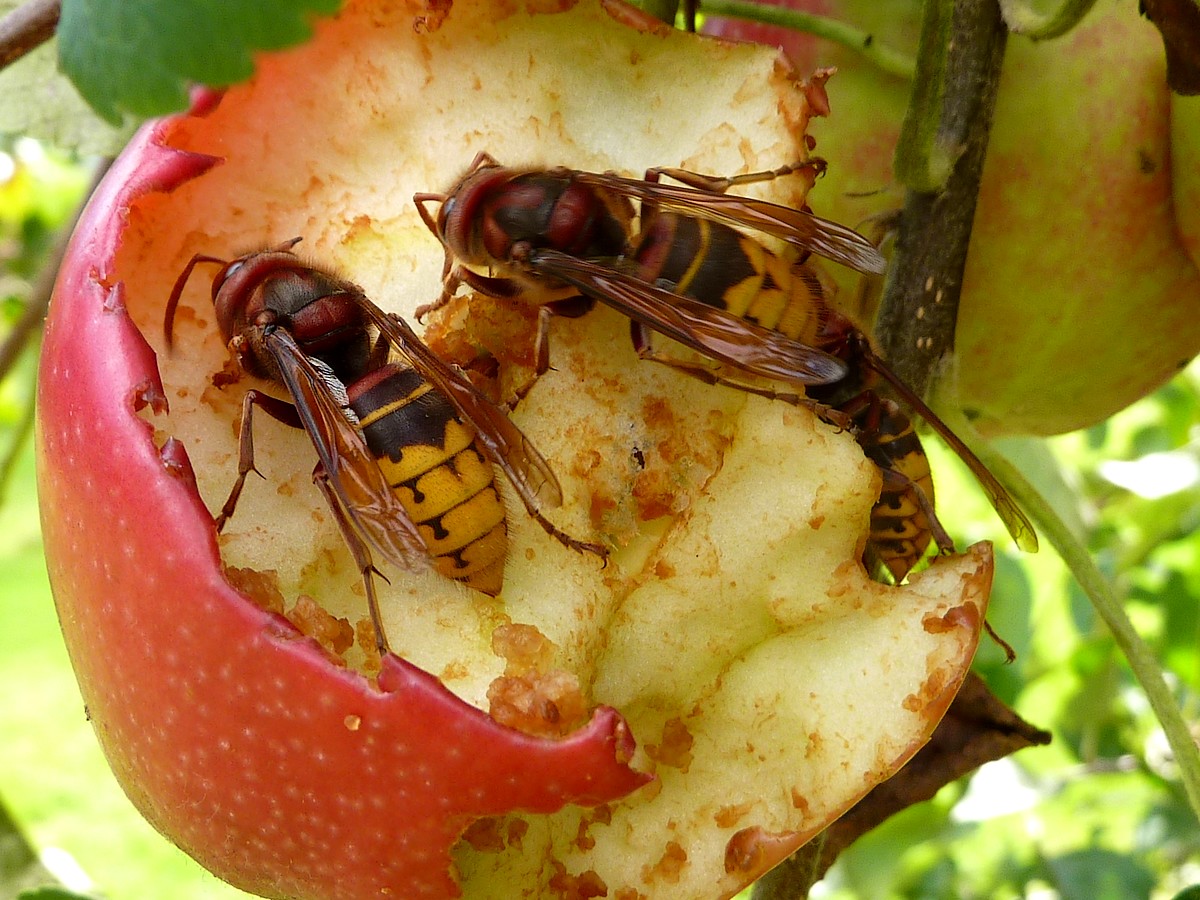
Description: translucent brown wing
861,344,1039,553
525,248,847,387
262,327,433,574
573,171,888,275
354,301,565,512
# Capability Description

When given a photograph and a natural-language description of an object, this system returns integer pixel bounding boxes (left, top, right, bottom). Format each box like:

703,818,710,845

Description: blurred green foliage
810,362,1200,899
0,138,1196,898
0,139,88,507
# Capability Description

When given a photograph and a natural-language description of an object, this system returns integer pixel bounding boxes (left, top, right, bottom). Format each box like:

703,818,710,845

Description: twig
0,0,59,71
874,0,1007,400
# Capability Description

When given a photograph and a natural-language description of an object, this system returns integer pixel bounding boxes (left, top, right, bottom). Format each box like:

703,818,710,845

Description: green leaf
0,2,129,154
17,888,100,900
58,0,344,125
1046,848,1156,900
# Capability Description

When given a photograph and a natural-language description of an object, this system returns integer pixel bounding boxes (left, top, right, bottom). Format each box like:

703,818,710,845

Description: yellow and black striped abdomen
844,393,936,583
348,362,508,595
633,213,825,344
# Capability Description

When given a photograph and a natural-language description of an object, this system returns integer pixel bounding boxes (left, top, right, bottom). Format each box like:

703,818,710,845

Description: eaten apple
37,1,992,897
709,0,1200,436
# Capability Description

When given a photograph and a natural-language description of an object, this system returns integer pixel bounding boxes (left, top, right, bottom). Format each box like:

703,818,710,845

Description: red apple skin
36,111,648,900
710,1,1200,436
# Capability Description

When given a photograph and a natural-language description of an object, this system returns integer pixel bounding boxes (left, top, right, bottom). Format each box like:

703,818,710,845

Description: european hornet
413,152,888,392
164,238,605,654
415,154,1036,583
809,313,1039,582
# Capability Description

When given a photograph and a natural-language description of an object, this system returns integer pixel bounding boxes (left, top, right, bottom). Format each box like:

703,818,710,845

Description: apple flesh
709,0,1200,436
38,1,992,897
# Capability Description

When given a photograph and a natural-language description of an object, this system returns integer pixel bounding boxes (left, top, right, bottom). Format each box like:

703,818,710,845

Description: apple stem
697,0,917,79
941,406,1200,825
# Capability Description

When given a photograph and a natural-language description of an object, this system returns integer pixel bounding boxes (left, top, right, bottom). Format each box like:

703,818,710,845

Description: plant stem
699,0,917,79
876,0,1007,399
0,0,59,71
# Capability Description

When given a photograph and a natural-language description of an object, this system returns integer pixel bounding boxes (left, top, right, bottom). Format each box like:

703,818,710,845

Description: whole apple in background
709,0,1200,436
36,1,993,897
1171,90,1200,269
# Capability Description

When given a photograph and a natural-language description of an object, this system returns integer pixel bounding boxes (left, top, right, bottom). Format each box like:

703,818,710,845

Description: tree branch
875,0,1008,401
0,0,60,71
